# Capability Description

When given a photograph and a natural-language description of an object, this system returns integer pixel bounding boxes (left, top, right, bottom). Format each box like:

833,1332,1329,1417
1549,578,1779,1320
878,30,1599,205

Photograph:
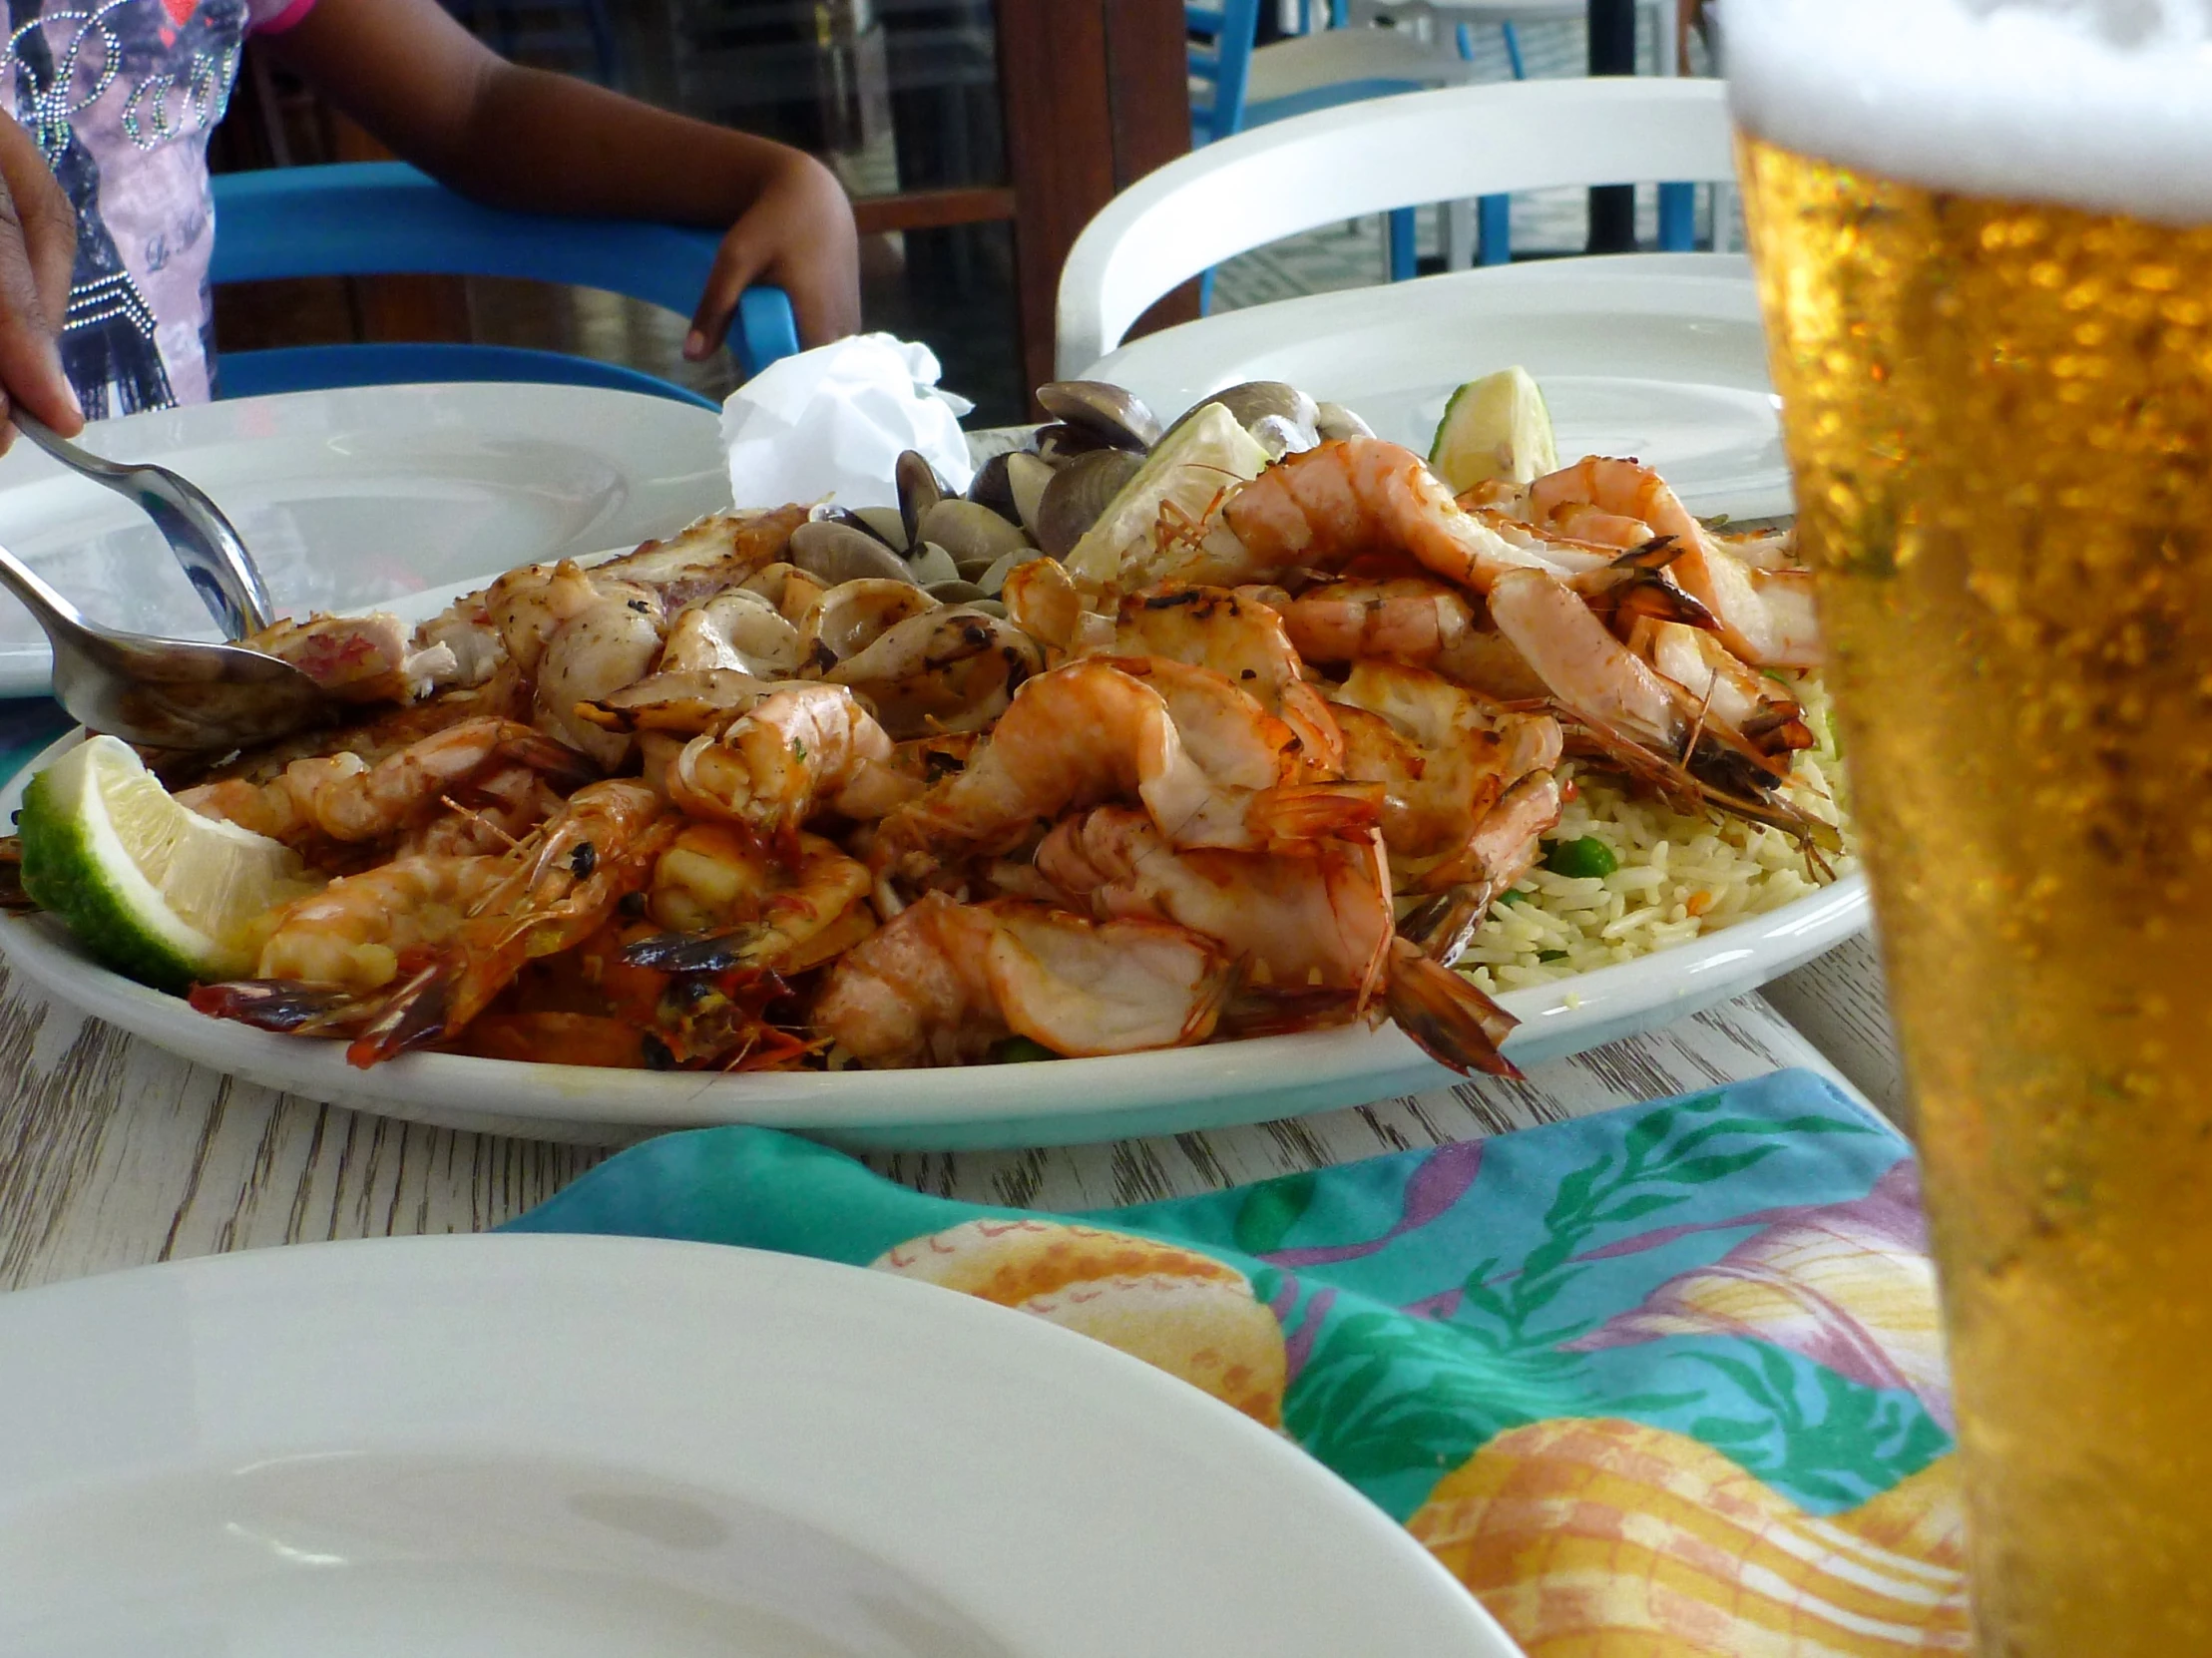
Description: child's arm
260,0,861,350
0,113,82,441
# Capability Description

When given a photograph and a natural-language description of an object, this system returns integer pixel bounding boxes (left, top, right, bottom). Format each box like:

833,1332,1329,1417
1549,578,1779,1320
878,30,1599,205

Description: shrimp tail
1245,779,1387,844
498,730,601,791
621,926,785,976
188,979,362,1034
344,963,451,1067
1384,937,1522,1078
1216,984,1362,1038
1398,881,1499,967
1599,573,1720,631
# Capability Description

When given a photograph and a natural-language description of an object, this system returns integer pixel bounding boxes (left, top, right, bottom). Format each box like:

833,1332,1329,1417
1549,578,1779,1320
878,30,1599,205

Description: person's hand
685,149,861,360
0,113,78,447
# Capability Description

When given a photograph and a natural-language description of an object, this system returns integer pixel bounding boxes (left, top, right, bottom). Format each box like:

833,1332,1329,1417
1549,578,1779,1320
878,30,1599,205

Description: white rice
1456,672,1857,995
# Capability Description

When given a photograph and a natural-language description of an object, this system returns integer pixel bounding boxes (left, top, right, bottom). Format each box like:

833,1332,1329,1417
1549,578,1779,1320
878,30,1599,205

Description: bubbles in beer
1727,0,2212,223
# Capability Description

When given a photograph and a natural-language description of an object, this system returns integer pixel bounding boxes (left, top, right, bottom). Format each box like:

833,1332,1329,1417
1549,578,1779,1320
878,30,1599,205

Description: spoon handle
13,410,275,640
0,539,93,646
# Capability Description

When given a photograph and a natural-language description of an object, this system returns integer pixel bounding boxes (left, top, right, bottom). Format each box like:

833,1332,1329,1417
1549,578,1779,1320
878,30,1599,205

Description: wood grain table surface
0,932,1904,1295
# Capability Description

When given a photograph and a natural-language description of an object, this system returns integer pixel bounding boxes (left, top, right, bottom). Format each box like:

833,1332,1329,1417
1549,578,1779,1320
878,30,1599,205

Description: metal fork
12,410,274,640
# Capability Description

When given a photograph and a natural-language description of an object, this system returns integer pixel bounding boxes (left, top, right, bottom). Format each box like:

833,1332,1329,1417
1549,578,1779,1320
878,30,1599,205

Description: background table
0,930,1902,1294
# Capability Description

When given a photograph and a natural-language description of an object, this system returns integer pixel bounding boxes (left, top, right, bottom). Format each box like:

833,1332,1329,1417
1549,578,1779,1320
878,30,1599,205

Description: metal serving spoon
11,409,274,640
0,545,331,751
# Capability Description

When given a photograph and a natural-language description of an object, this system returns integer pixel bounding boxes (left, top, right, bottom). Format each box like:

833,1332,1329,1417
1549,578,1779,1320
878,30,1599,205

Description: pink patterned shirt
5,0,315,417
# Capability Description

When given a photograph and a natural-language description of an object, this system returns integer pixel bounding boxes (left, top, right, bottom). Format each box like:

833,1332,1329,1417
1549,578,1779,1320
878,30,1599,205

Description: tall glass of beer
1730,1,2212,1649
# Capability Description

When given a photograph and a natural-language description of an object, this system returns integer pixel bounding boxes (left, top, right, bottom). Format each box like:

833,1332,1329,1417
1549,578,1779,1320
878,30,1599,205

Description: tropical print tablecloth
511,1069,1966,1654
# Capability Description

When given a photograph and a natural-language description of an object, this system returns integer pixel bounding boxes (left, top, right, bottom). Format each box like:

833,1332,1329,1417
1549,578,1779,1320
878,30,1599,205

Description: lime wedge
1064,401,1270,592
1428,366,1557,492
17,736,306,993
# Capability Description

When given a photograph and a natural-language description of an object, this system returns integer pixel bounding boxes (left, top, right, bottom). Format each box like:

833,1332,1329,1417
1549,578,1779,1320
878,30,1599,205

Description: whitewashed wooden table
0,931,1903,1294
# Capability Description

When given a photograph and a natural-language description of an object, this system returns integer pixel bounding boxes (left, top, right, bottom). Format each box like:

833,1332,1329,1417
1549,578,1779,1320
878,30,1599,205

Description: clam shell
920,498,1033,568
1034,447,1143,560
1315,400,1375,442
967,451,1021,522
1247,412,1315,461
1006,452,1058,540
1036,381,1162,451
924,579,990,604
789,519,920,588
810,502,903,550
978,546,1045,596
853,505,909,551
895,451,947,549
906,541,961,587
1165,381,1319,454
1033,422,1109,466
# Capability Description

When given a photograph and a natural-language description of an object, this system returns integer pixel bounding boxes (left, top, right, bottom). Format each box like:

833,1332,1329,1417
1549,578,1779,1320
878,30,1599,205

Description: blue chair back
208,162,802,409
1187,0,1262,146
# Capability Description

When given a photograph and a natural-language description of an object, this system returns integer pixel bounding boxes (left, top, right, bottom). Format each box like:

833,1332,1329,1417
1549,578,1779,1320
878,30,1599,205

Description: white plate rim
0,728,1867,1147
0,1231,1520,1657
1087,251,1786,515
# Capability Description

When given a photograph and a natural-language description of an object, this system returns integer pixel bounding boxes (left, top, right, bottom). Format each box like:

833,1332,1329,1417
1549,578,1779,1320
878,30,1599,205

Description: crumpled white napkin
721,333,975,511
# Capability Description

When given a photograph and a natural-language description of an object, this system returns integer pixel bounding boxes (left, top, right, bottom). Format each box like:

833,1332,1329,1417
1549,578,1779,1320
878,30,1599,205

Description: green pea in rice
1455,672,1857,995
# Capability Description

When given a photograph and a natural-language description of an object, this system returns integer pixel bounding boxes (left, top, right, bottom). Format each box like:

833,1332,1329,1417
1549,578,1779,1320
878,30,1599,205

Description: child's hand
0,114,81,445
683,150,860,362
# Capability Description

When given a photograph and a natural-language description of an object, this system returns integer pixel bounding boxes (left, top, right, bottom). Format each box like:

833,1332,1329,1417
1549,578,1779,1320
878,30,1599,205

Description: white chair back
1056,77,1731,377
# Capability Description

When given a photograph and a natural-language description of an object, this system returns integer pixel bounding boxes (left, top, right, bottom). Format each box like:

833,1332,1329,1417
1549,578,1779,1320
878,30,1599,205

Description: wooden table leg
997,0,1192,405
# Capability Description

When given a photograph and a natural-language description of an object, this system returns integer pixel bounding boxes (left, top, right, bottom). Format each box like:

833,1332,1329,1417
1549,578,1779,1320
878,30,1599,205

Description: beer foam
1727,0,2212,222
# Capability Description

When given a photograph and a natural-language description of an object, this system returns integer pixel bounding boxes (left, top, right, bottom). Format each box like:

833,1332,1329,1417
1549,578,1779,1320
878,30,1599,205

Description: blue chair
1188,0,1263,147
208,162,803,410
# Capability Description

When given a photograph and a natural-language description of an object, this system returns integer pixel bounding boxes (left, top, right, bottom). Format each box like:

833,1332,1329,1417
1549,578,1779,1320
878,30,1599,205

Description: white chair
1057,77,1731,377
1347,0,1678,80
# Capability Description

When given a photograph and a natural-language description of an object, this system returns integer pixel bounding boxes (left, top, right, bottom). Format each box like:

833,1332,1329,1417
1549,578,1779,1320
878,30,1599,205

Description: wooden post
997,0,1191,408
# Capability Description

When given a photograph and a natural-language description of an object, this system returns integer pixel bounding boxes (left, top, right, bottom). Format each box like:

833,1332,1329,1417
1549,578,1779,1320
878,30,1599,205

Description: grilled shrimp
250,854,508,991
1037,806,1392,1009
1037,806,1521,1076
392,759,569,859
1268,577,1549,701
622,823,876,974
1327,660,1562,892
178,717,590,850
1486,570,1696,756
1173,439,1567,594
1528,457,1820,668
1628,618,1813,760
473,918,810,1070
1489,571,1838,846
812,891,1232,1066
342,780,675,1065
1113,585,1343,768
878,657,1380,865
664,685,901,837
1002,556,1114,658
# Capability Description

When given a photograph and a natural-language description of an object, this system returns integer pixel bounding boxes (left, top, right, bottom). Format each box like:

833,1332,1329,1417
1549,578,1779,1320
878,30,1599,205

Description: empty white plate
0,381,727,695
1085,252,1788,519
0,1234,1520,1657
